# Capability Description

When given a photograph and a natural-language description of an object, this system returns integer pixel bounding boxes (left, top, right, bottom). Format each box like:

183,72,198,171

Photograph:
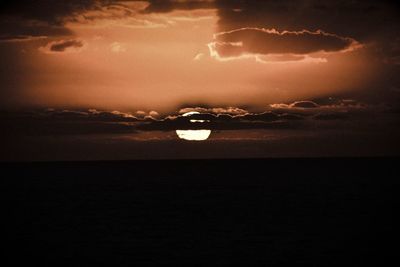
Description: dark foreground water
2,158,399,265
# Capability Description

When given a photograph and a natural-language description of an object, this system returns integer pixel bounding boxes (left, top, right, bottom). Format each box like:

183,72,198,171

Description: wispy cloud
39,39,86,54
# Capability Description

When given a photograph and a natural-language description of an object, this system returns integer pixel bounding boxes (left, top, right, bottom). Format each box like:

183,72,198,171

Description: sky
1,0,399,112
0,0,399,159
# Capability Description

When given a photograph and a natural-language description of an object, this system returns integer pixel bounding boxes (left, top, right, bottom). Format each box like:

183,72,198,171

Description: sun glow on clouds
12,0,375,113
207,28,361,64
176,112,211,141
110,42,127,53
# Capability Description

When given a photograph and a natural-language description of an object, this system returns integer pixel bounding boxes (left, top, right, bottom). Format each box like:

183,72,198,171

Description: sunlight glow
176,111,211,141
176,130,211,141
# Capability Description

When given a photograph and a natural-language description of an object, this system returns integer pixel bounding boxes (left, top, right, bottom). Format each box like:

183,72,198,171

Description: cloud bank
1,99,386,136
208,28,360,62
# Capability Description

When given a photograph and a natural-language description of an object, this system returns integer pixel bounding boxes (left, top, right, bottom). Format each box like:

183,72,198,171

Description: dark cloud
267,99,382,124
0,101,392,137
270,99,367,112
0,0,213,39
0,108,305,136
237,112,279,122
38,39,86,53
313,113,349,121
211,28,358,58
139,110,306,131
179,106,247,116
49,39,84,52
0,0,105,25
43,109,140,122
1,0,398,68
211,0,400,85
143,0,215,13
0,0,212,41
0,109,138,136
0,18,73,41
0,35,48,43
1,0,398,42
214,0,399,41
279,114,305,121
0,0,117,40
290,101,319,109
1,108,140,121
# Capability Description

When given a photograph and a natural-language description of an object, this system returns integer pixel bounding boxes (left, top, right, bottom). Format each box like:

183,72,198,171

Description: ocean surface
2,158,398,265
2,127,399,161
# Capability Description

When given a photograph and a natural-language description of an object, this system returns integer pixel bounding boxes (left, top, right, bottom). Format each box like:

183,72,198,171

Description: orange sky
0,1,394,113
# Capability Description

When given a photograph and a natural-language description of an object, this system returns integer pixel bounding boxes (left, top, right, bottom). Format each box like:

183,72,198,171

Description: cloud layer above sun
208,28,361,63
0,0,399,113
2,96,396,137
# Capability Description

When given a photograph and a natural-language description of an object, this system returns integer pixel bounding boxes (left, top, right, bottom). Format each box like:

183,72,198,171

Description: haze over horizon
1,0,399,113
1,0,399,159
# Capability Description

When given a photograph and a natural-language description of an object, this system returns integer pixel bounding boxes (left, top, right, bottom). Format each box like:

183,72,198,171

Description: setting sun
176,112,211,141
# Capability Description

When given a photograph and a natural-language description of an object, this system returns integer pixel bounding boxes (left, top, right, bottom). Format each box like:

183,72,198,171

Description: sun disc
176,112,211,141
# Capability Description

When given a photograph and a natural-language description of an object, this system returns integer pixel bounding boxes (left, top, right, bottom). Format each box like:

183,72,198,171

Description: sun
176,112,212,141
176,129,211,141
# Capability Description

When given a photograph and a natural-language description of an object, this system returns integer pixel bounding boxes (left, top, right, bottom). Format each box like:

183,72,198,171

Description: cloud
135,110,161,119
179,106,248,115
0,108,141,136
50,40,85,52
0,17,74,41
0,101,387,137
208,28,360,62
86,109,138,121
214,1,398,40
39,39,86,53
41,109,139,122
313,113,349,120
1,0,398,47
0,1,107,40
68,2,172,29
193,53,205,61
136,110,147,117
290,101,319,109
269,100,321,109
236,112,279,122
110,42,127,53
0,1,106,25
143,0,215,13
269,99,369,118
213,1,400,67
140,109,307,131
0,1,175,40
0,35,48,43
149,111,160,118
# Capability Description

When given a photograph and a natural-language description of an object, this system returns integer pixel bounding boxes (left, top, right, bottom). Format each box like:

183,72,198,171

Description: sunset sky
1,0,399,160
1,0,399,111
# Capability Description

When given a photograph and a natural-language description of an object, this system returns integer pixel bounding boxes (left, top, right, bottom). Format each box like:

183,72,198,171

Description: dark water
2,158,398,265
3,130,399,161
